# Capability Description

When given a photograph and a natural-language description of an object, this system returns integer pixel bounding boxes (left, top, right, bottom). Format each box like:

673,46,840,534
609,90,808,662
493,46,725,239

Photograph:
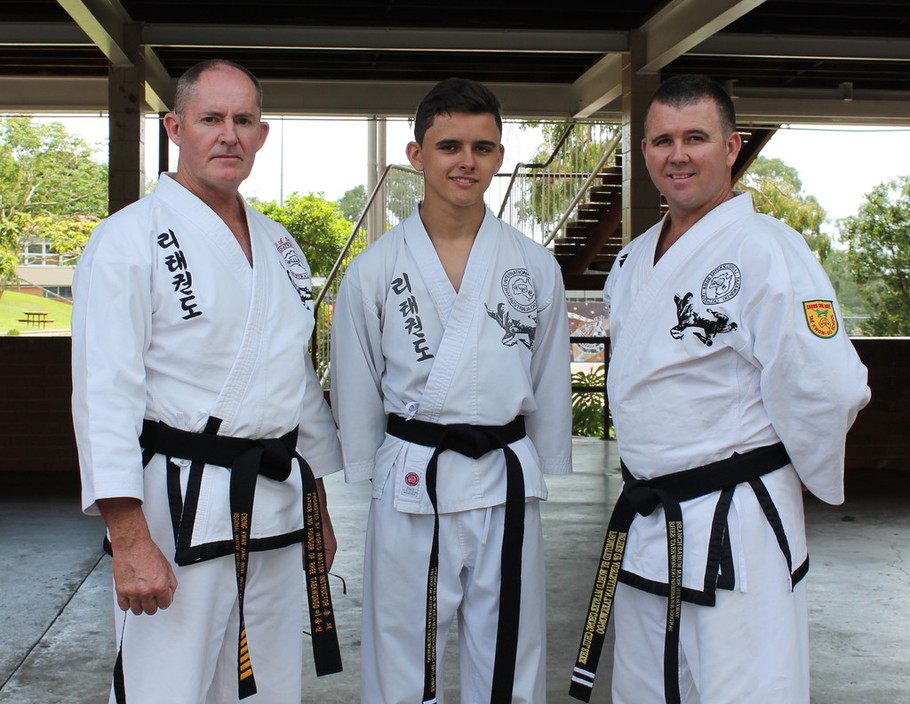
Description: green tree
0,116,107,295
839,175,910,336
737,156,830,260
338,184,367,223
252,192,353,277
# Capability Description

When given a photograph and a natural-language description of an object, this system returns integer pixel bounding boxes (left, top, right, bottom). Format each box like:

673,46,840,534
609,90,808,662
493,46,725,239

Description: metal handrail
314,163,422,310
496,122,577,219
543,132,621,247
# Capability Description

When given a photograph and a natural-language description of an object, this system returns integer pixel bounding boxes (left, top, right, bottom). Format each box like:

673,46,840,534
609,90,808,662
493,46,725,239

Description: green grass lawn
1,290,73,335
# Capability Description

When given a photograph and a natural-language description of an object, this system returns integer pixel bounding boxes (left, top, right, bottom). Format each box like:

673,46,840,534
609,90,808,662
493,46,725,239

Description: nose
669,139,688,163
458,148,476,171
219,121,239,144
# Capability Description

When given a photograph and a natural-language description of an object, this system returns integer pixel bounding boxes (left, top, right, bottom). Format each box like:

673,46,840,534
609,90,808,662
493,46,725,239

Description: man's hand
97,498,179,615
315,478,338,572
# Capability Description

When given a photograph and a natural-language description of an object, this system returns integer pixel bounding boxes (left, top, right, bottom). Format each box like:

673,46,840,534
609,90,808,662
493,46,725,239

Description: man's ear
163,112,182,147
725,130,743,167
406,141,423,172
256,120,270,152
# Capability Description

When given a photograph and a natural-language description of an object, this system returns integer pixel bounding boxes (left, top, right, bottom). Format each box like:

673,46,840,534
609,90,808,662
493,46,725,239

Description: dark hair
173,59,263,115
413,77,503,144
646,74,736,135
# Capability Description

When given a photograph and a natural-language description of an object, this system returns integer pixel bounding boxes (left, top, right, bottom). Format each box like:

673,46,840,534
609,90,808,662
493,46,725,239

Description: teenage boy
331,77,573,704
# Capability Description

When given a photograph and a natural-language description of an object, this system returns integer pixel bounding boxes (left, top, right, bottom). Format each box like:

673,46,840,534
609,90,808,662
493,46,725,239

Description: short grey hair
173,59,263,116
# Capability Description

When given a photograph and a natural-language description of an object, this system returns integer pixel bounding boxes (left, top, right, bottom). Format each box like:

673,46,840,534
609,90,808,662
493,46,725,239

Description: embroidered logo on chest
670,292,738,347
701,263,741,305
501,268,537,313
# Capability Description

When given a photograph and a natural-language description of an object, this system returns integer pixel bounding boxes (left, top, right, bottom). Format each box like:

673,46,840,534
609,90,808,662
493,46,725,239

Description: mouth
450,176,478,185
669,173,694,180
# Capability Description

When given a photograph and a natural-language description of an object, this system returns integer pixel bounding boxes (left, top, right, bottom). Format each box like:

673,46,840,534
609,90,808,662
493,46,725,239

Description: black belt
386,414,526,704
111,418,342,702
569,442,792,704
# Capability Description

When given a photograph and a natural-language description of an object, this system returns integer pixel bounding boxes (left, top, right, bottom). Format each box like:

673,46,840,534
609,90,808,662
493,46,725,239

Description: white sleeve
526,256,573,474
295,351,343,478
330,263,388,482
70,229,152,515
741,227,870,504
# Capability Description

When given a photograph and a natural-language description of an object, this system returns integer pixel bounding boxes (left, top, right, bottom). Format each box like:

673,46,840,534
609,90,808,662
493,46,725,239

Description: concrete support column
366,116,387,244
107,22,145,215
621,30,661,245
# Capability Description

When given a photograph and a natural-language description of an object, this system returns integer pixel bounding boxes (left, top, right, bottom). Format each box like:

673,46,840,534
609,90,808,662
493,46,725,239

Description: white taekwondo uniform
601,192,870,704
331,206,572,704
72,174,342,704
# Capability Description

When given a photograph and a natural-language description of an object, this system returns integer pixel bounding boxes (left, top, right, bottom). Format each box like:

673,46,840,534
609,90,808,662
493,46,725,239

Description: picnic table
18,311,54,329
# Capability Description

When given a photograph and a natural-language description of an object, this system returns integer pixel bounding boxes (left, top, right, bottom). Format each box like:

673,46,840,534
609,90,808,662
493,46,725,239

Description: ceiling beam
640,0,766,72
260,79,582,118
55,0,132,66
693,32,910,62
572,54,623,119
0,22,91,46
52,2,173,113
140,24,627,54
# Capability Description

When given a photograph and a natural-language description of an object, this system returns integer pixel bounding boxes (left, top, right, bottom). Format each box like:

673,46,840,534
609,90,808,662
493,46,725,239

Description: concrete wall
0,337,907,492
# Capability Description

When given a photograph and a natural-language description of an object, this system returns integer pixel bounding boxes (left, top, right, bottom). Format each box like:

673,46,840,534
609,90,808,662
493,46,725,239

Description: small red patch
405,472,420,487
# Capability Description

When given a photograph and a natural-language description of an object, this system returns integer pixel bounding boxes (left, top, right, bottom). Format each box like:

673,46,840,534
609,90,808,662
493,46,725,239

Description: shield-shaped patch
803,300,838,338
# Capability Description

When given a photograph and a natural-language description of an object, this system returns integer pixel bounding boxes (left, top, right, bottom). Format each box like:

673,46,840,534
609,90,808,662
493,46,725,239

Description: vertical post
366,117,388,244
620,30,661,246
107,22,145,215
158,111,169,177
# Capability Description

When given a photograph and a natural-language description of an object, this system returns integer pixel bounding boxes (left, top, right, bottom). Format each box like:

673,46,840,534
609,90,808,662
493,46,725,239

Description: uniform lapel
404,208,499,422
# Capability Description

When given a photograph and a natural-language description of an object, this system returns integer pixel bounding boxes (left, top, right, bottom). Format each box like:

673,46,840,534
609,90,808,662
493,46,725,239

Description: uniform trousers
611,481,810,704
361,487,547,704
109,460,306,704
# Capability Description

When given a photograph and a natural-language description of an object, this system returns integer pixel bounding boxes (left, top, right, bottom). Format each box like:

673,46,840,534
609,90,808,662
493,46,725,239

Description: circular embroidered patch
405,472,420,487
701,263,741,305
501,268,536,313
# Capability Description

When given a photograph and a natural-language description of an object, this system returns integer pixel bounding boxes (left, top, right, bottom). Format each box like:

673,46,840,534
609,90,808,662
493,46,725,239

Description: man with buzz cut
72,59,342,703
570,74,870,704
331,77,573,704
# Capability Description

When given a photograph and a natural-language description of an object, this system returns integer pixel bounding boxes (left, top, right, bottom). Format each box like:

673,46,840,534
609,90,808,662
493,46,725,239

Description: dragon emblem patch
701,263,741,305
803,300,838,338
486,302,536,350
670,292,738,346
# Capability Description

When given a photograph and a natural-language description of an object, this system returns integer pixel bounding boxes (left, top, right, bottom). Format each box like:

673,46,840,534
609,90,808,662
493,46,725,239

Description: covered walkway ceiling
1,0,908,124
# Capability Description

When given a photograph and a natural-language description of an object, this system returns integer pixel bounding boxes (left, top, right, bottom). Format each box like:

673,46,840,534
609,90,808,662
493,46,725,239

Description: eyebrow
199,110,257,119
649,128,710,143
434,138,499,148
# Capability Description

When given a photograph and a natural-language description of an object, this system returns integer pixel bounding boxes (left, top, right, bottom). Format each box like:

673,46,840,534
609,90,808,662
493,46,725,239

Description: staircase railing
311,164,422,383
543,132,621,246
495,122,620,247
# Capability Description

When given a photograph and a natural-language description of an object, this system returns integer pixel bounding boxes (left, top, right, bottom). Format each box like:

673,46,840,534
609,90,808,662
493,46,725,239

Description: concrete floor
1,438,908,703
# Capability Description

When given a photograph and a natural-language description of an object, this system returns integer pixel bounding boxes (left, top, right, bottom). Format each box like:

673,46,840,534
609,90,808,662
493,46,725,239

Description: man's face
406,111,504,214
164,66,268,197
642,98,741,225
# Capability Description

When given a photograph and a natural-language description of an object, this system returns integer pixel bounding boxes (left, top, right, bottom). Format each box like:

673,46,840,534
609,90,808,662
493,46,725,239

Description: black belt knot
621,479,667,517
439,425,502,459
256,437,295,481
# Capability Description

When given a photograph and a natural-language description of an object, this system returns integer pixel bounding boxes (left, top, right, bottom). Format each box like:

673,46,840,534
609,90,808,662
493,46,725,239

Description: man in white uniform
569,75,870,704
331,78,573,704
71,60,343,703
